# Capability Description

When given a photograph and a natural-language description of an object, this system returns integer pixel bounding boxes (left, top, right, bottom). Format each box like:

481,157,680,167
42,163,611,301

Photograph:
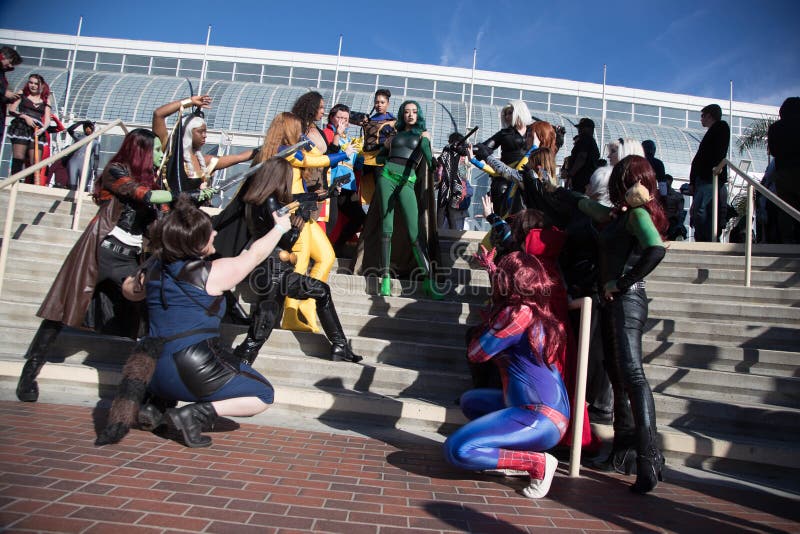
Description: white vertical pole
467,48,477,129
600,64,607,151
568,296,592,478
745,183,753,287
729,80,734,160
197,25,212,95
332,34,343,103
64,16,83,120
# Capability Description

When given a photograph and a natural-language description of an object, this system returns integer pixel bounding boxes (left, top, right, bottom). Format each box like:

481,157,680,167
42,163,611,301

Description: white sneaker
522,453,558,499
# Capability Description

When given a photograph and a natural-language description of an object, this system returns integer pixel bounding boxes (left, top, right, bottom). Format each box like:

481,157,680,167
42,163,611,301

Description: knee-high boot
379,234,392,296
234,295,281,366
17,320,62,402
411,239,443,300
317,296,362,363
11,158,24,177
629,387,664,494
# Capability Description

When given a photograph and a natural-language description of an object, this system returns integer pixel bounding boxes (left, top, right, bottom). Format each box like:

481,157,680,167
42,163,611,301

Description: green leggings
378,166,418,242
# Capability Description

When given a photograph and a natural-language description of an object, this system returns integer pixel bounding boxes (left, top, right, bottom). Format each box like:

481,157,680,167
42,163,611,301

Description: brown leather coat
37,187,125,329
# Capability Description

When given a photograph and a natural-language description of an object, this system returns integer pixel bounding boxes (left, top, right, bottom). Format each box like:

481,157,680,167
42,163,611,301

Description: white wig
500,100,533,130
182,115,207,177
617,137,644,159
586,165,613,207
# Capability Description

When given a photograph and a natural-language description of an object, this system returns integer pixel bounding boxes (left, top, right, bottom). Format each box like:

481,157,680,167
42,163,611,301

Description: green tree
736,117,775,155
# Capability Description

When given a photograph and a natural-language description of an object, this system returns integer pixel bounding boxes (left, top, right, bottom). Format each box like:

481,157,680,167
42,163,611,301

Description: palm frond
737,118,775,155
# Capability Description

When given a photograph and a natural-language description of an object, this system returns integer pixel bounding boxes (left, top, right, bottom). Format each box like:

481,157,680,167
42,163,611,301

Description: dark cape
211,180,252,259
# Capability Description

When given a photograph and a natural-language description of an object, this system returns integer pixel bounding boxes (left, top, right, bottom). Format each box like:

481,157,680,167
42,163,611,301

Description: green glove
147,190,173,204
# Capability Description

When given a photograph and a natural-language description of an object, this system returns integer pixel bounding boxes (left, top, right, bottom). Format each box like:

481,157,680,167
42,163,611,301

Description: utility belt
100,236,141,258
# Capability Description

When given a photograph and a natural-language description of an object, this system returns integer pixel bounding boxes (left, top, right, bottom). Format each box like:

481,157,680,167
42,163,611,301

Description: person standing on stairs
562,155,668,494
7,73,51,182
16,127,214,403
354,100,442,299
273,97,353,334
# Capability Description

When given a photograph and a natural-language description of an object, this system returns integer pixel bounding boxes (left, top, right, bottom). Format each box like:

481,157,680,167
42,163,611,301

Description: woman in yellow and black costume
254,108,350,333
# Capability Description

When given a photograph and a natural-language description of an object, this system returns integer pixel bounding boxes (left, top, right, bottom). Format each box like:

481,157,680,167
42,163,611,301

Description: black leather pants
600,287,658,454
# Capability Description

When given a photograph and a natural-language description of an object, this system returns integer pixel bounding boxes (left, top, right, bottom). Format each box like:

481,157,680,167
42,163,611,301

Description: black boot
224,291,251,326
318,297,362,363
630,445,664,494
166,402,217,448
16,320,62,402
233,336,265,366
590,432,637,475
233,295,281,366
138,394,176,432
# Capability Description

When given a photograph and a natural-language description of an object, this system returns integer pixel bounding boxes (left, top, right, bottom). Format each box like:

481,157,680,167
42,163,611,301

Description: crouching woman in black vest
106,194,292,448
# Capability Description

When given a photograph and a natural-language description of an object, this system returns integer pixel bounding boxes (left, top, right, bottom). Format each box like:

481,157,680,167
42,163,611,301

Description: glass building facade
1,29,779,216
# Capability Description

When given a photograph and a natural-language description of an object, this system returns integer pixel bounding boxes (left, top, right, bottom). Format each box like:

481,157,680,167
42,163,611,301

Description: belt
523,404,569,435
100,238,140,258
629,280,646,291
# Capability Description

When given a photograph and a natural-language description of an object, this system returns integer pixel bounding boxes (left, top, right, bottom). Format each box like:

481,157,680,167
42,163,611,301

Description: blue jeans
691,182,727,242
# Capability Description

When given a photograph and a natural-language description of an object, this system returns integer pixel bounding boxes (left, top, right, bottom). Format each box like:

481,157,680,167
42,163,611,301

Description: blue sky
1,0,797,107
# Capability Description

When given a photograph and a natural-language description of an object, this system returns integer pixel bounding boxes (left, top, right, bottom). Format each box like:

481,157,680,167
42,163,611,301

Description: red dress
524,227,599,450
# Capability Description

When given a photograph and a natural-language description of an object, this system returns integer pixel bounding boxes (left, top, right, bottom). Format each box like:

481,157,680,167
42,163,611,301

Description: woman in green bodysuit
376,100,440,298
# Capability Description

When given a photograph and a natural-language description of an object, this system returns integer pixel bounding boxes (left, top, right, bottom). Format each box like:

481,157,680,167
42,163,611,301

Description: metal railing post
712,173,718,242
745,184,753,287
568,296,592,477
73,139,97,231
0,180,19,298
713,158,800,286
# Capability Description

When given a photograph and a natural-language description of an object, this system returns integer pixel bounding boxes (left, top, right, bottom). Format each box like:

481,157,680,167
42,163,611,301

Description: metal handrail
0,119,127,298
712,158,800,286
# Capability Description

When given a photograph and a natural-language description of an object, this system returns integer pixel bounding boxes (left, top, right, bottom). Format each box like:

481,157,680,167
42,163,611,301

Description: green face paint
153,137,164,168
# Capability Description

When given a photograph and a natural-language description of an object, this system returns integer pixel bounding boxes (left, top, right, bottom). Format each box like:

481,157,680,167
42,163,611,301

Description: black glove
616,246,666,291
250,146,260,161
472,143,492,161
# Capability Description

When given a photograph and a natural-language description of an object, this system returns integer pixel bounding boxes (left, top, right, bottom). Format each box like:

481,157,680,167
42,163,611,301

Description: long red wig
488,251,565,367
608,155,668,237
93,128,158,199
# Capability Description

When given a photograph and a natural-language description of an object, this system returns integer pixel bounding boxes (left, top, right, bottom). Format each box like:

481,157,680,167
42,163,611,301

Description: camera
348,111,369,126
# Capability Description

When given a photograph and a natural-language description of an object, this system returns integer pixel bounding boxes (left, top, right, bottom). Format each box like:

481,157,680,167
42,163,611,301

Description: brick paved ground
0,401,797,533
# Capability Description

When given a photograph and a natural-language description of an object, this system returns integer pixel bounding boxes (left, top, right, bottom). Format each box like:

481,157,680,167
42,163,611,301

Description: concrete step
642,339,799,378
2,319,797,423
645,363,799,408
438,260,800,289
643,316,799,349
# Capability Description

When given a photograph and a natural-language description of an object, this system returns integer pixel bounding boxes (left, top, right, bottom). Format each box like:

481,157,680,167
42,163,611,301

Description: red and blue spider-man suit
444,304,570,478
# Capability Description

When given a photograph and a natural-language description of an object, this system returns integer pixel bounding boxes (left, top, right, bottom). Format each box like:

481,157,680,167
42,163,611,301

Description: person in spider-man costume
443,251,569,499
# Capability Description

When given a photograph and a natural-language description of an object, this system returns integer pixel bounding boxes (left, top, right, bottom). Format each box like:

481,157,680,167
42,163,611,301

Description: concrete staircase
1,184,799,483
